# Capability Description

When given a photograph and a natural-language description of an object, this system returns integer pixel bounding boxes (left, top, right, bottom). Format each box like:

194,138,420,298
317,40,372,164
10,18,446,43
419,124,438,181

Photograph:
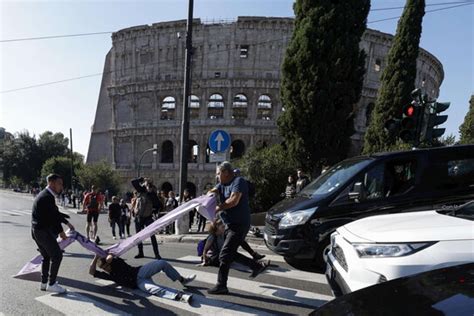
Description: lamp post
137,144,158,178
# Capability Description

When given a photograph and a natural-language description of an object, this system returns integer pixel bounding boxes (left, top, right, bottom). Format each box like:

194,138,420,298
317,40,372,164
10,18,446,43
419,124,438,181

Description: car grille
332,244,348,272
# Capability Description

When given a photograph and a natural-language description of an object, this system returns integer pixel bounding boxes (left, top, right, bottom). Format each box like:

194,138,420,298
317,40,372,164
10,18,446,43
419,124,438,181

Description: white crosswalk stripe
177,255,328,285
0,209,31,216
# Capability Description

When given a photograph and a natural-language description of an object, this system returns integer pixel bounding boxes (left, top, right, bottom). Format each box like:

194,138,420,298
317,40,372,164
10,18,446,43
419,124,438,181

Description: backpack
87,194,98,210
136,193,153,218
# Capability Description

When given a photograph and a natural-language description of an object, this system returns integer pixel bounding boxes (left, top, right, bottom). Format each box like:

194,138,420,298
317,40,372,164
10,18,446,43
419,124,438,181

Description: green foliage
363,0,425,153
41,156,84,189
459,96,474,144
278,0,370,174
38,131,69,162
235,145,296,213
76,161,120,196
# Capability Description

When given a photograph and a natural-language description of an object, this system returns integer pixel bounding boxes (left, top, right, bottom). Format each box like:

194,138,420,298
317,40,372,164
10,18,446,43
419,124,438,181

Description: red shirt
83,192,103,213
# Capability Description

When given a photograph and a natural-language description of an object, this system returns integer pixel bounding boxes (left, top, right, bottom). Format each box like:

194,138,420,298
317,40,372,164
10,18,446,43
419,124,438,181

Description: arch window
188,140,199,163
230,140,246,160
257,95,272,120
365,103,375,127
161,96,176,120
190,95,200,119
208,93,224,119
232,94,248,119
374,59,382,72
161,140,174,163
161,182,173,194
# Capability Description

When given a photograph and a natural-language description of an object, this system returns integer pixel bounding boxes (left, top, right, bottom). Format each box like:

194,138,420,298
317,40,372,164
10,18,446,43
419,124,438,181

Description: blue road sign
208,130,231,153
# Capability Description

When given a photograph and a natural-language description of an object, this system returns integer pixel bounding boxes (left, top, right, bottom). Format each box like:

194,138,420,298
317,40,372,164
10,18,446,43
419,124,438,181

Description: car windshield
441,201,474,221
298,158,373,198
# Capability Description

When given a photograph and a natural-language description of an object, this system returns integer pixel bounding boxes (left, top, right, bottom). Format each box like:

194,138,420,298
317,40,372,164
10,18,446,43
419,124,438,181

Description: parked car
264,145,474,267
313,262,474,316
326,201,474,296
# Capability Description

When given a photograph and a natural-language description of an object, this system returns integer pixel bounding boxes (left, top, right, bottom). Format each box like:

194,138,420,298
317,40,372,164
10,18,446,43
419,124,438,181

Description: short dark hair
46,174,62,183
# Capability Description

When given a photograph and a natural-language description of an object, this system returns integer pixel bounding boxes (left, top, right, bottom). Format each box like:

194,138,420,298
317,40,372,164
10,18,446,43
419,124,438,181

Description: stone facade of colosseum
87,16,444,195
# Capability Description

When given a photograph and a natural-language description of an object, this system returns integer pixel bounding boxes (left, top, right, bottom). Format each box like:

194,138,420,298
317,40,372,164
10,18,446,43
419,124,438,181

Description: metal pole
179,0,194,203
69,128,74,192
137,147,156,178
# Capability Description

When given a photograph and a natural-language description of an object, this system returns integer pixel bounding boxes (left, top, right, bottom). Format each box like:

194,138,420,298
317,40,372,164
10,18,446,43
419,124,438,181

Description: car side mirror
349,182,366,202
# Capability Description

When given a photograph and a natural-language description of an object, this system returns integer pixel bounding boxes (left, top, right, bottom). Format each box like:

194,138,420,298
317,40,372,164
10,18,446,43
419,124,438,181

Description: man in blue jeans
89,254,196,303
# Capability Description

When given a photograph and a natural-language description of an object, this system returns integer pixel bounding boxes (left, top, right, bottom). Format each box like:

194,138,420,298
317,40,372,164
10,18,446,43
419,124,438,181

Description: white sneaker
181,274,196,286
40,282,47,291
46,282,67,294
113,236,117,240
176,292,192,303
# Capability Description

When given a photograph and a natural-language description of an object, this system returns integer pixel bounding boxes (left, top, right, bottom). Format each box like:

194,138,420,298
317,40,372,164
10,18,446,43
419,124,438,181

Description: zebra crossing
0,207,78,217
32,250,333,315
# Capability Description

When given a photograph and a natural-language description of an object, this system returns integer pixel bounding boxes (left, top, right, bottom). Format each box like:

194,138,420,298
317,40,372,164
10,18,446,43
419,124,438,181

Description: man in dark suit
31,174,75,294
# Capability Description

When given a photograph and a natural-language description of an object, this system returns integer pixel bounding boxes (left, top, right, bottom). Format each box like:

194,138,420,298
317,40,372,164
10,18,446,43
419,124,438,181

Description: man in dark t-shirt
89,254,195,303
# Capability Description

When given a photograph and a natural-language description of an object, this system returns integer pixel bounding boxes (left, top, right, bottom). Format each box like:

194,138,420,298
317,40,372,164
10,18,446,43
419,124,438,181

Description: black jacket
31,188,70,234
131,178,162,214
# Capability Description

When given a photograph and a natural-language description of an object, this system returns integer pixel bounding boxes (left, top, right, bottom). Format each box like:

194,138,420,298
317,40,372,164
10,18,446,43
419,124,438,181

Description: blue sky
1,0,473,157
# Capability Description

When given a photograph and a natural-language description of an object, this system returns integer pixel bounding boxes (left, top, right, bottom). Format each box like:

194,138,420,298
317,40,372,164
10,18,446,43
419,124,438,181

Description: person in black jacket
31,174,75,294
131,177,162,259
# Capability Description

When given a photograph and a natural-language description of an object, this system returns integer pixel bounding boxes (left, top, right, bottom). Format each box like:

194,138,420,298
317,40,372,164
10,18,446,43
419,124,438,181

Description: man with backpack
131,177,162,259
83,185,104,243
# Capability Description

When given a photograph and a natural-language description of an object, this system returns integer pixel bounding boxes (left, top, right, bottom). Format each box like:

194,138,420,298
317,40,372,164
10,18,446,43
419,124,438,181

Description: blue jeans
136,260,181,300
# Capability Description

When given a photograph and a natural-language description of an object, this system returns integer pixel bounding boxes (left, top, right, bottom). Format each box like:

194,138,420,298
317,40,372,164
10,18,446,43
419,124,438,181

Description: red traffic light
403,105,415,117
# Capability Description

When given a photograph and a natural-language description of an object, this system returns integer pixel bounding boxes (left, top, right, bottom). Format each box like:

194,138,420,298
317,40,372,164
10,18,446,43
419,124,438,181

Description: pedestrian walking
206,161,257,294
296,168,310,193
283,175,297,199
120,199,131,237
83,185,103,243
131,177,161,259
108,196,122,240
90,254,196,303
197,213,207,232
31,174,75,294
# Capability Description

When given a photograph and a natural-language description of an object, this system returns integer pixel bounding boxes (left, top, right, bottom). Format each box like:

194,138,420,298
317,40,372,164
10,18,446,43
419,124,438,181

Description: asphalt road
0,190,333,315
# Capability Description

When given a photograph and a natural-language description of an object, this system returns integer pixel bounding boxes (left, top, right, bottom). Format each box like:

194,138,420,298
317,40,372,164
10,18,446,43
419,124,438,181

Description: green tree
363,0,425,153
235,144,296,213
278,0,370,174
459,95,474,144
77,161,121,196
38,131,69,163
41,156,84,189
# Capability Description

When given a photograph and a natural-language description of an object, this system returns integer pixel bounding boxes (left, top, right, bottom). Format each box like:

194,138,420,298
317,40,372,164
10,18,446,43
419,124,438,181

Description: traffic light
399,102,421,143
422,101,450,142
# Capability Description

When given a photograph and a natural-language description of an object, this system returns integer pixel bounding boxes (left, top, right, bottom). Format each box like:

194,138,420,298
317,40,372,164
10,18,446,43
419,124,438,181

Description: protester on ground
206,161,260,294
283,175,297,199
296,168,310,193
108,196,123,240
89,254,196,303
31,174,75,294
120,199,131,237
83,185,103,244
131,177,161,259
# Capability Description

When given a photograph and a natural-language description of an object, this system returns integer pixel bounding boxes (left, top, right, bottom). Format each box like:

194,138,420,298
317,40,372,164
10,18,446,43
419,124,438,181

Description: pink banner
14,195,216,280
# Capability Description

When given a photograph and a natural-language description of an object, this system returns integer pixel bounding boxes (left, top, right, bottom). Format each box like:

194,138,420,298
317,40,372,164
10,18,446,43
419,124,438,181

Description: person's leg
135,218,144,256
136,278,180,300
32,230,50,284
33,229,63,285
234,252,261,270
241,240,265,260
85,215,92,240
92,213,99,239
137,259,180,281
111,219,116,238
144,217,160,258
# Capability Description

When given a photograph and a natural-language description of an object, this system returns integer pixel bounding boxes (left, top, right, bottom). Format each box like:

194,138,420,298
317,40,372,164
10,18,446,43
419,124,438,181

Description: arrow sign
208,130,231,153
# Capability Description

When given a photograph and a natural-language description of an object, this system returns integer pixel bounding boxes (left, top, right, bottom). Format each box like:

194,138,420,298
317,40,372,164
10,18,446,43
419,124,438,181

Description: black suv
264,145,474,267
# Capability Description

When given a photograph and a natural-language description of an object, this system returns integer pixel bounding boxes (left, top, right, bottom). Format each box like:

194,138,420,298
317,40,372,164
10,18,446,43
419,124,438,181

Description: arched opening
161,140,174,163
185,182,197,197
208,93,224,119
188,140,199,163
232,94,248,119
161,182,173,194
190,95,200,119
365,103,375,127
230,140,246,160
161,96,176,120
257,95,272,120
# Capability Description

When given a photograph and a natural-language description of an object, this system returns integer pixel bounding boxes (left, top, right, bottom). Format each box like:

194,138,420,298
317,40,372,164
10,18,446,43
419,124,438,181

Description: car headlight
353,242,436,258
279,207,317,229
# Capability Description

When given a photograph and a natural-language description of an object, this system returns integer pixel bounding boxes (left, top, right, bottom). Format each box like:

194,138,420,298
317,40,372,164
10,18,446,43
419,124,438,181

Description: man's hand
67,223,75,231
59,231,67,240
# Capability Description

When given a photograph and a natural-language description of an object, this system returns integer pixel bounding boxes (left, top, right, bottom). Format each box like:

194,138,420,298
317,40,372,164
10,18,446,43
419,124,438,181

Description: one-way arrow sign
208,130,231,153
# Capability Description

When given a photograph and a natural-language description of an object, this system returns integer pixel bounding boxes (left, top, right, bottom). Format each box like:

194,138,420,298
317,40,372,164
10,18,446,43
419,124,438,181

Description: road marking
95,279,275,315
0,210,26,216
174,266,332,307
237,250,286,263
177,256,328,285
35,292,131,316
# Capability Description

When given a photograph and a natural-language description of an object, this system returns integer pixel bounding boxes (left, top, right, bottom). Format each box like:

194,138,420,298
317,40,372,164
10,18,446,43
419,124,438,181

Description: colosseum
86,16,444,195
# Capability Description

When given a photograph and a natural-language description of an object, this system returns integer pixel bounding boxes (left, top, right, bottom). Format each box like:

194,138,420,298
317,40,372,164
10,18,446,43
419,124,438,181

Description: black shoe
207,285,229,295
250,260,270,278
252,252,266,260
134,253,144,259
95,236,101,245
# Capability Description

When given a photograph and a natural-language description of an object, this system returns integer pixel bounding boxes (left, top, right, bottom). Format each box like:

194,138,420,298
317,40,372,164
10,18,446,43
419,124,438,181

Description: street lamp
137,144,158,178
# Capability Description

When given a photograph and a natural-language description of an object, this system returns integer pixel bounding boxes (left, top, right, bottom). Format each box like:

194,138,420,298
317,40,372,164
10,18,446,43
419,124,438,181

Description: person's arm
82,194,89,211
89,254,100,275
216,192,242,212
131,178,145,193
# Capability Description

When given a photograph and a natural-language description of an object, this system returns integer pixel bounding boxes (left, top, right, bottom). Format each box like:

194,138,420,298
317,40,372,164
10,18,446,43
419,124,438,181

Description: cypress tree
459,95,474,144
278,0,370,173
363,0,425,154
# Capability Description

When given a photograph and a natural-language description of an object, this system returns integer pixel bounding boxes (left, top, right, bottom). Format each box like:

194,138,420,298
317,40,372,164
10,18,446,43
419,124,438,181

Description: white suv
326,201,474,296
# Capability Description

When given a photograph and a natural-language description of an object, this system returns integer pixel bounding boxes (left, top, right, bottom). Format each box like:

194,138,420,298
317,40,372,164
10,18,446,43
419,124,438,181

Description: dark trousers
31,228,63,285
110,217,123,237
135,216,160,257
197,214,206,232
217,224,252,287
121,216,130,236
